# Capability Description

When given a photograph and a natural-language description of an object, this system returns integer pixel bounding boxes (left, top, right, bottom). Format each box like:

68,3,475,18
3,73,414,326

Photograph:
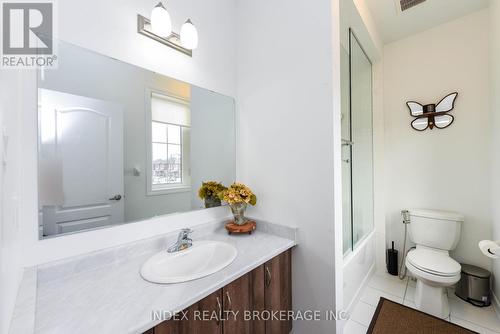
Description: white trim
332,1,344,333
147,185,191,196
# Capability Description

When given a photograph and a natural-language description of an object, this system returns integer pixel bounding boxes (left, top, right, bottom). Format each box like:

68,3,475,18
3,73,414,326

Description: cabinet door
154,320,179,334
265,249,292,334
179,290,223,334
251,265,266,334
222,272,252,334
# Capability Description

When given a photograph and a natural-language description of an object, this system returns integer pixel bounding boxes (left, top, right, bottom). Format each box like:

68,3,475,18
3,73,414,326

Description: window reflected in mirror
149,92,191,193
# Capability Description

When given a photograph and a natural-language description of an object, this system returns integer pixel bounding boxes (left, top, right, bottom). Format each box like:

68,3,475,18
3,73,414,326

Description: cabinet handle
225,291,232,310
265,266,272,287
216,296,222,325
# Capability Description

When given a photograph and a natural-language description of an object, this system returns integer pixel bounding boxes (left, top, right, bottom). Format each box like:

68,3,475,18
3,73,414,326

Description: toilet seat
406,248,461,278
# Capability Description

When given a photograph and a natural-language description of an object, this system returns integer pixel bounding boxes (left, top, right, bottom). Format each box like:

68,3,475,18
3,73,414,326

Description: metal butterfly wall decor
406,92,458,131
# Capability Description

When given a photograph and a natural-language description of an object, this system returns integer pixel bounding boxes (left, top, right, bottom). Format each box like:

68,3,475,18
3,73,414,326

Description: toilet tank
407,209,464,251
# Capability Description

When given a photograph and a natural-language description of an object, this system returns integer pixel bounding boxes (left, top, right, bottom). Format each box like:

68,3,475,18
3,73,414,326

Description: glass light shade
151,2,172,37
180,19,199,50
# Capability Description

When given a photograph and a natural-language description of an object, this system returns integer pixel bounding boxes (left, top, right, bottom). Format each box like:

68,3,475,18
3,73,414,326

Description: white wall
384,9,491,270
235,0,341,332
190,86,236,209
0,71,34,334
236,0,341,333
57,0,236,97
0,86,4,334
490,0,500,306
1,0,237,332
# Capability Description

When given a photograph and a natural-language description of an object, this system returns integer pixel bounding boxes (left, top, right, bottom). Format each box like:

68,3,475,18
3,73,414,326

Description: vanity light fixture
137,2,199,57
180,19,198,50
150,2,172,37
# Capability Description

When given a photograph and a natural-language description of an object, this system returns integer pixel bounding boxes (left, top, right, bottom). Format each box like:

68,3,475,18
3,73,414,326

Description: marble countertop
10,220,297,334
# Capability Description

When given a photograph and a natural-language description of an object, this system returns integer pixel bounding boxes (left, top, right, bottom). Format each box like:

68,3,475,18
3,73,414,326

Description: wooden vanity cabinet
180,290,223,334
152,320,178,334
251,265,266,333
264,250,292,334
145,249,292,334
222,271,253,334
152,290,223,334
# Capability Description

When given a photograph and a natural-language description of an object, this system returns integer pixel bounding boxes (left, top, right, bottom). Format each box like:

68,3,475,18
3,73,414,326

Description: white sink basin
140,241,238,284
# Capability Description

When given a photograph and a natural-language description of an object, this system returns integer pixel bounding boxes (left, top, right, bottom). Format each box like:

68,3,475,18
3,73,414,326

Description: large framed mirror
37,40,235,239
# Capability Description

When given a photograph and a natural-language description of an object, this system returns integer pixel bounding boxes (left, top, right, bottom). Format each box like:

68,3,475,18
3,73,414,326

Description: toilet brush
387,241,398,276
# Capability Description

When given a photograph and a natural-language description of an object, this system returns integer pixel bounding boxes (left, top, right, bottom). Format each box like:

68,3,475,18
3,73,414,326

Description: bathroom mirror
37,40,235,239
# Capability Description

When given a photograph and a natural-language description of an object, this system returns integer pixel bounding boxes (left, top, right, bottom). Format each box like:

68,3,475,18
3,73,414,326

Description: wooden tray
225,220,256,235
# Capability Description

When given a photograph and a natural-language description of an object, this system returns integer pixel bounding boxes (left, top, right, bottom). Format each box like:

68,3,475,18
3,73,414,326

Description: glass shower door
342,30,374,254
341,44,353,254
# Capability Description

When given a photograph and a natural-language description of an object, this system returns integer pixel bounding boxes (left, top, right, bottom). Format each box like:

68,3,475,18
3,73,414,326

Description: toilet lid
407,249,461,277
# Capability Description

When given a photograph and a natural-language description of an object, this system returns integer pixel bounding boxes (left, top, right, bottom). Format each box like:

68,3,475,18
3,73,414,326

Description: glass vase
204,196,222,208
230,202,248,225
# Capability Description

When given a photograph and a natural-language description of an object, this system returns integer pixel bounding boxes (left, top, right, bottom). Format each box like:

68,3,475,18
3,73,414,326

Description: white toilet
405,209,464,319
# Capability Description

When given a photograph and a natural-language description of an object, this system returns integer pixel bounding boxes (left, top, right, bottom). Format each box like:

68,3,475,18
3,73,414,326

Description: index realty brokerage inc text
152,309,350,322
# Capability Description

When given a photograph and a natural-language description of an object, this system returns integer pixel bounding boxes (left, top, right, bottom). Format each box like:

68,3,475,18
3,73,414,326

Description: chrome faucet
167,228,193,253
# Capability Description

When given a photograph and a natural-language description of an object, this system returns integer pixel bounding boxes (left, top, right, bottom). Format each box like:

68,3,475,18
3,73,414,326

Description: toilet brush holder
387,241,398,276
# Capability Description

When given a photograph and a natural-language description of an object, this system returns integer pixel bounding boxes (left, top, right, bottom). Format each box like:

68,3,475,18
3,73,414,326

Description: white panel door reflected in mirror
39,89,124,236
37,40,236,239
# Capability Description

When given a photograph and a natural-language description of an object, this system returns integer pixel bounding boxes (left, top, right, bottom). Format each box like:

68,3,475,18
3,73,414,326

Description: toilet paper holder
479,240,500,259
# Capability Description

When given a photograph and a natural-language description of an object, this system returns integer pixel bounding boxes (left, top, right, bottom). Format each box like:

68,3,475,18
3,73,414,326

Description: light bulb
180,19,199,50
151,2,172,37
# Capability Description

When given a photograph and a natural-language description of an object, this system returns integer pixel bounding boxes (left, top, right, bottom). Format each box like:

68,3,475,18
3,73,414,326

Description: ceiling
365,0,490,44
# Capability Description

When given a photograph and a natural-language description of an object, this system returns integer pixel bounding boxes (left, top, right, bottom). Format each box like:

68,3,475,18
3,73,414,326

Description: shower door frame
343,28,375,256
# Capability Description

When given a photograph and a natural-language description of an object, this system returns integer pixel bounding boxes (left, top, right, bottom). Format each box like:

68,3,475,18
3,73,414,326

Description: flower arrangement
198,181,226,208
198,181,226,200
221,183,257,206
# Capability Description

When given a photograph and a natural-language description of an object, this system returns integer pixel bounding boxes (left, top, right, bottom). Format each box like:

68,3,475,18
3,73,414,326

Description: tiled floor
344,273,500,334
